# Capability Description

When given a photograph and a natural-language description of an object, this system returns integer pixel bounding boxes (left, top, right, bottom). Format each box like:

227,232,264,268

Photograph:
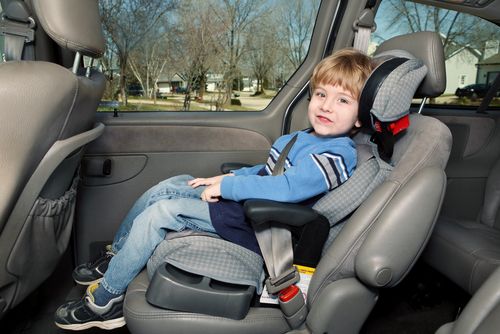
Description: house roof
157,72,187,83
477,53,500,65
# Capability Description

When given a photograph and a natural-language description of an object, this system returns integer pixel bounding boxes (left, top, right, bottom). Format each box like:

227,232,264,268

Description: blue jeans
101,175,215,295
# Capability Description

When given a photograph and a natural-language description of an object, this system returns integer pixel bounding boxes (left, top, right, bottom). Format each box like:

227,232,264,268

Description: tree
246,15,280,95
211,0,264,108
128,18,175,103
172,1,221,110
276,0,319,69
380,0,498,61
99,0,178,105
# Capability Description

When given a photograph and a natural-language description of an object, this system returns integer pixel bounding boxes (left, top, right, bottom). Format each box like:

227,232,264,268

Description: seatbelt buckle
278,285,307,328
265,267,300,295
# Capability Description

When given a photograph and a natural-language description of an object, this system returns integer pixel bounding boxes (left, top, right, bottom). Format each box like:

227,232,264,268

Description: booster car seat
124,31,452,334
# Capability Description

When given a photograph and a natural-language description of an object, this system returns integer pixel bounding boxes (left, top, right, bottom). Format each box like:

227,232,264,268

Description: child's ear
355,119,362,128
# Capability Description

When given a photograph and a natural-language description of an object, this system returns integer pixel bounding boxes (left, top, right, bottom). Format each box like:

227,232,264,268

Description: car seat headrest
374,31,445,98
358,50,428,161
31,0,105,58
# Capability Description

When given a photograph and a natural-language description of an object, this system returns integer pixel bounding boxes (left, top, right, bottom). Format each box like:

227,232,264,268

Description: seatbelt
353,8,376,54
253,134,308,328
254,134,299,294
477,74,500,114
0,0,35,61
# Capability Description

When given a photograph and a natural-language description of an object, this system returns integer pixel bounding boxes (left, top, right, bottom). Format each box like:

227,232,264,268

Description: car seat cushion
148,233,265,294
425,216,500,293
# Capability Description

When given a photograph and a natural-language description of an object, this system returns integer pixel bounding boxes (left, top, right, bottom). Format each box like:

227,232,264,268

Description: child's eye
339,98,349,104
315,91,326,98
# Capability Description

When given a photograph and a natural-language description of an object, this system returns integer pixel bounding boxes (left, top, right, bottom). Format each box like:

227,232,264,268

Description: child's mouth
317,116,332,124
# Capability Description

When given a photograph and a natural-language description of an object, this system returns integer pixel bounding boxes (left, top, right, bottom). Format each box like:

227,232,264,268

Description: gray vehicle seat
435,266,500,334
424,159,500,294
124,31,452,334
0,0,105,317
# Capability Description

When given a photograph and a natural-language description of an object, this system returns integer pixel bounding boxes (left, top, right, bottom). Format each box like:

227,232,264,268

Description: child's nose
321,99,334,113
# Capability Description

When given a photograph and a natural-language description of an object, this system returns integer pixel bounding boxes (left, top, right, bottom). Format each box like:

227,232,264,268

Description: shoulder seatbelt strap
253,134,308,328
272,134,298,175
477,74,500,114
254,134,299,294
353,8,376,54
0,0,35,61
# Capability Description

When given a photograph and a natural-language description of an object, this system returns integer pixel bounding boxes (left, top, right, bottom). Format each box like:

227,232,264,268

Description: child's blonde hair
310,48,373,100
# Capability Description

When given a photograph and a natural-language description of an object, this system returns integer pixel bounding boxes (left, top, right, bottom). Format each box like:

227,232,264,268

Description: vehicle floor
2,253,468,334
1,249,131,334
361,262,470,334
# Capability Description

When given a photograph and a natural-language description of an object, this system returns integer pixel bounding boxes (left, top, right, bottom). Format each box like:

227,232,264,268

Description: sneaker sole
55,317,126,330
73,277,103,286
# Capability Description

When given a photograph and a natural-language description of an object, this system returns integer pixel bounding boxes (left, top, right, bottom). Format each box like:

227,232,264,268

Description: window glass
97,0,321,112
0,2,4,61
373,0,499,107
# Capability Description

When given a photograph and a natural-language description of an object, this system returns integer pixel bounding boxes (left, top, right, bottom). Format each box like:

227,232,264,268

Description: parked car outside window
455,83,496,99
127,84,145,97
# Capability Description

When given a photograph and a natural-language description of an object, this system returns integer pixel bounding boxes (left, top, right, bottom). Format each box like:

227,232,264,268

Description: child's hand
188,174,233,188
201,183,221,202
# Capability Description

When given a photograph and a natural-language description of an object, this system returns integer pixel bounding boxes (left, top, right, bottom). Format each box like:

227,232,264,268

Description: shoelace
87,251,113,268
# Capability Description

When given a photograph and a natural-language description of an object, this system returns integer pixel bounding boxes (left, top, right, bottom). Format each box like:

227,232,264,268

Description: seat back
436,266,500,334
305,32,452,333
480,158,500,229
0,0,105,315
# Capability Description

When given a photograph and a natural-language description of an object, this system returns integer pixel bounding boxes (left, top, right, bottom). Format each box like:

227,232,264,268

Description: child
55,48,373,330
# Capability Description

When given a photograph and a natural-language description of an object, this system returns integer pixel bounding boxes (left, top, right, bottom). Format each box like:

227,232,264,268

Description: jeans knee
138,200,186,231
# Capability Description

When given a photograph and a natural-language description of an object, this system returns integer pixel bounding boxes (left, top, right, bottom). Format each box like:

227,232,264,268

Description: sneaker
72,245,114,285
54,283,125,330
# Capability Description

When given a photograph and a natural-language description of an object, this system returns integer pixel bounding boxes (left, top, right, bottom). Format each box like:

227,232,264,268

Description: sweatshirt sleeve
221,142,356,203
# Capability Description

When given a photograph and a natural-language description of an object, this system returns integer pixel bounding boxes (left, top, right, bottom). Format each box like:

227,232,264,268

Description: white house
157,73,187,95
444,46,481,94
206,73,224,92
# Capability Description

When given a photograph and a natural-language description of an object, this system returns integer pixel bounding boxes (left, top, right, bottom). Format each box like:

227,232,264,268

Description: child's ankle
93,285,122,306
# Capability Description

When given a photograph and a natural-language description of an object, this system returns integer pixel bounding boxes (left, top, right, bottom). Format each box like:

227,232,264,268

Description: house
444,45,481,94
157,73,187,95
206,73,224,92
477,53,500,86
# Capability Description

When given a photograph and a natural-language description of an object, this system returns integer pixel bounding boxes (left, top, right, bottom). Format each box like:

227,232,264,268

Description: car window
373,0,499,108
96,0,321,112
0,2,3,61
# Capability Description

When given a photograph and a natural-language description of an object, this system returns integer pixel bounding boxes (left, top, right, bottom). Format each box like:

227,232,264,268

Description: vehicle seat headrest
31,0,105,58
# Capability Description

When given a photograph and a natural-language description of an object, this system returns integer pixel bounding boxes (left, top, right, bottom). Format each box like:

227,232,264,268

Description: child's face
308,83,361,137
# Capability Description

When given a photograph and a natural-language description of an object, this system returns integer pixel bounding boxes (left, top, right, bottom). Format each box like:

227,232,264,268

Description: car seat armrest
244,199,322,227
220,162,253,174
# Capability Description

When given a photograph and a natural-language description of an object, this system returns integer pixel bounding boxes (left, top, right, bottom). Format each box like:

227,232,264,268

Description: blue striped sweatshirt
208,129,357,254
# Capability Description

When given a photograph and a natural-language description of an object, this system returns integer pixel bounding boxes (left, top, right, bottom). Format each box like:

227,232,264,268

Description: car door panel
76,119,274,263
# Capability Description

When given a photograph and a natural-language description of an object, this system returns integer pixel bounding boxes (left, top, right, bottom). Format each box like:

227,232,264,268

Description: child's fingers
200,188,219,202
189,178,207,188
201,193,213,202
